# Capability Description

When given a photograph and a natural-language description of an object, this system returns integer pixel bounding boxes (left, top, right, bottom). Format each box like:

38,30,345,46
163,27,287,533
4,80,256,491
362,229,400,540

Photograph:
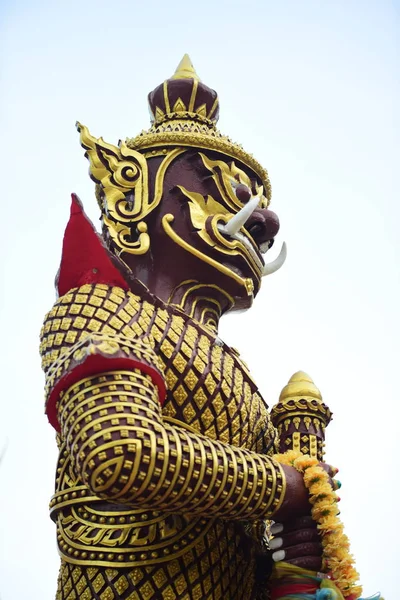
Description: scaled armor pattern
40,282,283,599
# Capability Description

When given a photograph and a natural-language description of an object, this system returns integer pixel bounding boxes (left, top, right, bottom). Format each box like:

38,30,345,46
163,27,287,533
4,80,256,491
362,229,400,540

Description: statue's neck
140,272,234,333
166,280,230,333
113,252,231,333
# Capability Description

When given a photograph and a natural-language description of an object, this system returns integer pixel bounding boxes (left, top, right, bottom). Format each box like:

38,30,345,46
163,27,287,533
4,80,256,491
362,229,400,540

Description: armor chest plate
154,314,274,454
48,293,277,593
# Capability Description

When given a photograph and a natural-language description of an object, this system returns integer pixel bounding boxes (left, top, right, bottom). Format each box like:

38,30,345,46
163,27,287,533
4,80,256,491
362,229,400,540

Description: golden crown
126,55,272,201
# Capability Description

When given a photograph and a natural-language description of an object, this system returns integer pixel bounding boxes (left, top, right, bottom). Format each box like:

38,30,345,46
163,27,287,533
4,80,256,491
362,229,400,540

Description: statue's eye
235,183,252,204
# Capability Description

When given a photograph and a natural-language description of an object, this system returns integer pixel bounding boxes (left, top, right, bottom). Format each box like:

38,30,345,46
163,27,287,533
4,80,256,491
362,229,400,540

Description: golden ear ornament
77,122,185,256
77,122,149,222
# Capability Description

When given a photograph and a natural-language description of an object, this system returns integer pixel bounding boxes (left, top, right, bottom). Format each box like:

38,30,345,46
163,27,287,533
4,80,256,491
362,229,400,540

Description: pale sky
0,1,399,598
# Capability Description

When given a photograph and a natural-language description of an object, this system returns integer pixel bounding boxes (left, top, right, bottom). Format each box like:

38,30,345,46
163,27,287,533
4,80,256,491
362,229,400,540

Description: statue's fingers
272,541,322,563
270,515,317,535
285,556,323,572
319,462,338,487
270,527,320,550
320,462,338,478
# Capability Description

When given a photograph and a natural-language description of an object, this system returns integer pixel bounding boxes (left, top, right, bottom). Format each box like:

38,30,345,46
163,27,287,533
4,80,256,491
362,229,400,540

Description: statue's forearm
59,368,286,519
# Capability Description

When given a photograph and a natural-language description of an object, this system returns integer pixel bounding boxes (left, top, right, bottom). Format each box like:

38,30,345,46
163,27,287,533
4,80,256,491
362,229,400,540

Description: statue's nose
245,208,280,246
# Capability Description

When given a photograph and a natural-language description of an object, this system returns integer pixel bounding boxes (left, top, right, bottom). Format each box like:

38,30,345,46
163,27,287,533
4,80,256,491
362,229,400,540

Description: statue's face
119,150,280,311
78,123,281,313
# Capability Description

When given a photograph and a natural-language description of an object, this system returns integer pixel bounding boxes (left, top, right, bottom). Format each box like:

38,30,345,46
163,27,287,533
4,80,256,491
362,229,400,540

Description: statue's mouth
216,198,287,277
217,225,266,272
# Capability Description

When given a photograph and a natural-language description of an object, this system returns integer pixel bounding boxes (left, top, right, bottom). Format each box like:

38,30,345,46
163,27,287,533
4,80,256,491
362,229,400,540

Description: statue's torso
45,286,277,599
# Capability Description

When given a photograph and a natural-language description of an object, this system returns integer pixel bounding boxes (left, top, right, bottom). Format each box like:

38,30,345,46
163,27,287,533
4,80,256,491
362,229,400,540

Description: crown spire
171,54,200,81
129,56,271,201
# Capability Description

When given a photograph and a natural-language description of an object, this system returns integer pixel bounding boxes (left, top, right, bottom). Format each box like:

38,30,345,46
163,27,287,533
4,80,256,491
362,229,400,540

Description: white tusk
262,242,287,276
223,196,260,236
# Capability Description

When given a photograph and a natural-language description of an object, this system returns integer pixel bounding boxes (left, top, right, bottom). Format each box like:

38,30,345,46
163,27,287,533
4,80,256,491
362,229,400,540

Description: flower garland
274,450,362,599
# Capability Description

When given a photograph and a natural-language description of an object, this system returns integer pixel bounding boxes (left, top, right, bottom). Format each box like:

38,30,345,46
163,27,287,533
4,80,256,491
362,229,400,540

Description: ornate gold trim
199,153,267,210
188,79,199,112
126,131,271,200
103,218,150,256
163,80,171,113
78,123,185,224
161,214,254,296
180,185,263,279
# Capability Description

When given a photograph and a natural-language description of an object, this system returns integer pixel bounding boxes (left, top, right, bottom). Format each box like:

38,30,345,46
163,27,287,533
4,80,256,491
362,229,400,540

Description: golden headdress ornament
126,54,272,200
76,55,273,256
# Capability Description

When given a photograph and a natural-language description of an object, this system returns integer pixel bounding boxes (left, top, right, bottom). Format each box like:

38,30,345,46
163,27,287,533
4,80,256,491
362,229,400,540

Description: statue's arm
57,366,308,520
40,285,308,521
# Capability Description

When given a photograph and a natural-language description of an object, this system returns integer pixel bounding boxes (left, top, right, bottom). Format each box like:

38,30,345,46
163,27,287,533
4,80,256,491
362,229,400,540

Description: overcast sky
1,1,399,598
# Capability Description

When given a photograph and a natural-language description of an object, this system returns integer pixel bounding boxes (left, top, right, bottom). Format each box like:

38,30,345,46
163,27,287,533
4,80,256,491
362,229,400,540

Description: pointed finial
279,371,323,403
171,54,201,81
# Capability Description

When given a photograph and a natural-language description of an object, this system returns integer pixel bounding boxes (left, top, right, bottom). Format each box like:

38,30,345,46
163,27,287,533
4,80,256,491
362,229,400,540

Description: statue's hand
273,462,337,522
270,515,323,571
270,462,338,570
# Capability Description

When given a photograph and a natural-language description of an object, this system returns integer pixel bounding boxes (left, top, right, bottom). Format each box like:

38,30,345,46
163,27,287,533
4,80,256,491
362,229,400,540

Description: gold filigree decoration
77,122,149,222
199,153,267,211
102,218,150,256
180,186,228,247
77,122,185,255
126,129,272,201
169,281,234,314
179,186,263,279
161,213,254,296
168,280,235,332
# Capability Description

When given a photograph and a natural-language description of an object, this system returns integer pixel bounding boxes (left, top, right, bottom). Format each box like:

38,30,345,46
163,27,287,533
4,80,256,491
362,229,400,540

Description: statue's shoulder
39,282,165,431
40,283,154,353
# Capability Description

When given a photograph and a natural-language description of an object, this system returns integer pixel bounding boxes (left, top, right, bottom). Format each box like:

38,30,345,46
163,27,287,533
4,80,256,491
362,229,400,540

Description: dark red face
102,150,281,312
